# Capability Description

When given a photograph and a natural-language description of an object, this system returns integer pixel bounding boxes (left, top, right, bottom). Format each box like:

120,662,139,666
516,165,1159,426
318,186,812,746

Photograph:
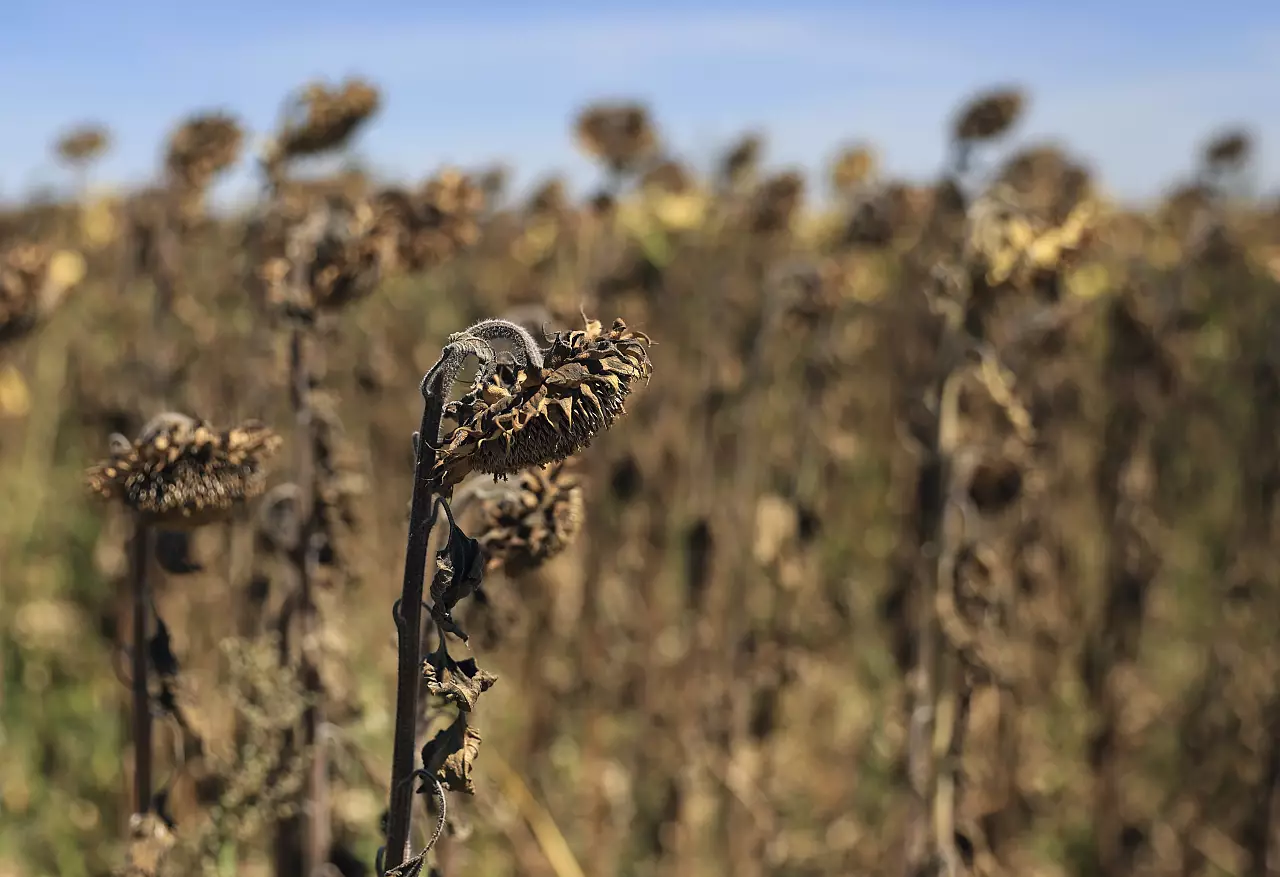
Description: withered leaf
421,713,482,795
428,513,486,640
423,656,498,711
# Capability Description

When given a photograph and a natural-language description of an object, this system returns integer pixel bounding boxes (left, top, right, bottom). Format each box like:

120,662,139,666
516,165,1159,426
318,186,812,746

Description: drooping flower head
85,412,282,527
426,317,653,489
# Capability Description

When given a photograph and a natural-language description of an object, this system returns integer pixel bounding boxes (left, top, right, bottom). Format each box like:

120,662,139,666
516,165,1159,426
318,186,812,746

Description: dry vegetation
2,78,1280,877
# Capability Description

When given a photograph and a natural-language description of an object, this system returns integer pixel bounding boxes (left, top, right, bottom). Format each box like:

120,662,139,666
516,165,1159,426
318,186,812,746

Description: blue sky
2,0,1278,206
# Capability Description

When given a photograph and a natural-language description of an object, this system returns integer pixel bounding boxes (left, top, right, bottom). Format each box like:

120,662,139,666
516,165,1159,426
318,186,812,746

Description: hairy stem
384,370,448,870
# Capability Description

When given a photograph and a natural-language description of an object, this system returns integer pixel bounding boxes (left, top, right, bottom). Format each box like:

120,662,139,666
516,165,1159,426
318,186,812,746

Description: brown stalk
383,367,447,871
273,321,331,877
130,519,155,816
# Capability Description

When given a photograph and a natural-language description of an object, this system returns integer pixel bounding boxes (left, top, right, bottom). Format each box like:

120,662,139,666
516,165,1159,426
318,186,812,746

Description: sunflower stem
130,518,153,816
384,374,446,871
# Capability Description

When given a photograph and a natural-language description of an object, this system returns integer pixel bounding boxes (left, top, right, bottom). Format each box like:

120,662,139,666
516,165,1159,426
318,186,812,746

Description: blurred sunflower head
165,112,244,192
431,317,653,488
473,461,585,575
952,87,1026,143
54,125,111,167
573,102,659,174
266,78,382,169
85,412,282,527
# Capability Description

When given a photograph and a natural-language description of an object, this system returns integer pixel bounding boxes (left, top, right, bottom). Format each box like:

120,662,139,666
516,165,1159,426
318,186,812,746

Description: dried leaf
421,713,482,795
423,657,497,711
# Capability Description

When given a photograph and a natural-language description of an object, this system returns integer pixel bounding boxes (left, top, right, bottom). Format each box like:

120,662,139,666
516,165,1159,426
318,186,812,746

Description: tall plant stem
383,381,446,871
130,519,154,816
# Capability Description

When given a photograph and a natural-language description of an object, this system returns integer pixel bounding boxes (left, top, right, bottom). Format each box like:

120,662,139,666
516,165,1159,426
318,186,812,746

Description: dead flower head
268,77,381,165
1202,129,1252,171
952,87,1026,142
85,412,282,527
432,317,653,488
249,193,389,319
473,461,585,575
829,143,879,195
165,112,244,192
749,171,806,235
54,125,111,166
374,168,486,272
573,102,658,173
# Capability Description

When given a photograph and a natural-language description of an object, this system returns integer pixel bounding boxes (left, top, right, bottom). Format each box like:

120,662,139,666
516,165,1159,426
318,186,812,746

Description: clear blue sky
2,0,1277,205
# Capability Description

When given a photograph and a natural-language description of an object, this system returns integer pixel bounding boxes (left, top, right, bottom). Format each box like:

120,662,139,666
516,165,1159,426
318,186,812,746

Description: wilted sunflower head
472,461,584,575
829,143,879,195
749,172,806,234
249,192,387,319
952,88,1026,143
432,316,653,488
85,412,282,527
270,78,381,165
1202,129,1252,172
573,102,658,173
165,113,244,192
55,125,111,166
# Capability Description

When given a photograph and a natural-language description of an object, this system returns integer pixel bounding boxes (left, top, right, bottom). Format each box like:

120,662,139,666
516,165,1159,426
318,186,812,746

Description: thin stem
130,518,153,816
292,324,331,876
384,381,446,871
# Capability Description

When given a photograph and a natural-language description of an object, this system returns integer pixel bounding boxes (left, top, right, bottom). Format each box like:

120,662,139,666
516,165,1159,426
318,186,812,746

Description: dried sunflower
952,88,1025,142
433,317,653,487
749,172,806,234
248,192,389,319
829,143,879,195
269,78,381,164
85,412,282,527
1202,129,1251,171
374,168,486,272
54,125,110,166
165,113,244,192
473,461,584,575
573,102,658,173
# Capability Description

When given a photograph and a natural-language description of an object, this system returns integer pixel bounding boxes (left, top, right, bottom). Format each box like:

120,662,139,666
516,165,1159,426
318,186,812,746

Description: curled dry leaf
421,713,483,795
423,656,498,712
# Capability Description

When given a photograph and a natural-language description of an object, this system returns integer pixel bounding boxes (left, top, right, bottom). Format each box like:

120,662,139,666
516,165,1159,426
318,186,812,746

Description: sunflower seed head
475,461,585,575
433,316,653,487
85,414,283,527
